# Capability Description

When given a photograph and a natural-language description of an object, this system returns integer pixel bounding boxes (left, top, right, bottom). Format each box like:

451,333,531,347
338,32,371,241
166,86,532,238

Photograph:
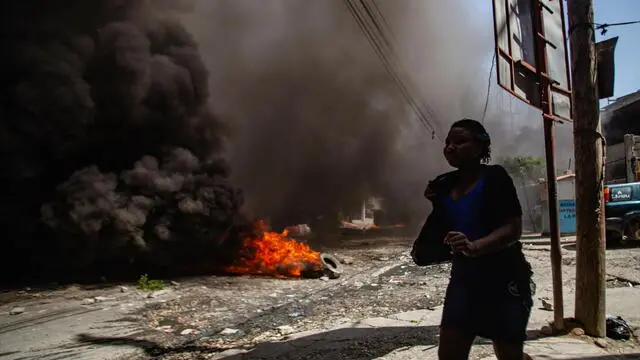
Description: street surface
1,235,639,359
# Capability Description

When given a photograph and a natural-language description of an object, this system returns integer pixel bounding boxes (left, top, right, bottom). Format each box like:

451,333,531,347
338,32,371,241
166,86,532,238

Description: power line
594,20,640,35
362,0,443,135
349,0,438,136
481,53,496,124
343,0,444,142
569,19,640,37
360,0,393,50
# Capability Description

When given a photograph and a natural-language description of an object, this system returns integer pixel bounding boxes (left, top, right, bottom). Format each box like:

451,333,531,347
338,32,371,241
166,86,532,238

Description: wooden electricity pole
567,0,606,337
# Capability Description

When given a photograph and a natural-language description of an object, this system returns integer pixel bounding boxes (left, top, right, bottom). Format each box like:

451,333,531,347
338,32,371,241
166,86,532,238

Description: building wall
540,176,576,235
557,178,575,200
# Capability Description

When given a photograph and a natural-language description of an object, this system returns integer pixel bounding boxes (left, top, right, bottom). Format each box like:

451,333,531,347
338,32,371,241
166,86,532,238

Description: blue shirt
444,177,487,279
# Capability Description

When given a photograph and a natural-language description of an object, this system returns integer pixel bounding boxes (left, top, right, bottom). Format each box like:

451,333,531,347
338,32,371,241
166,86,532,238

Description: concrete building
602,89,640,184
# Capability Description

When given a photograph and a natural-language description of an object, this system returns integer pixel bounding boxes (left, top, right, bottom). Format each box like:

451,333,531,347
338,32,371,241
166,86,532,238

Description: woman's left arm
469,165,523,257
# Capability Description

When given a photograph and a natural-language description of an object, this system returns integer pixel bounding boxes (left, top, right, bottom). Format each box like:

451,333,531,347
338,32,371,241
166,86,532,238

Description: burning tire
320,253,342,279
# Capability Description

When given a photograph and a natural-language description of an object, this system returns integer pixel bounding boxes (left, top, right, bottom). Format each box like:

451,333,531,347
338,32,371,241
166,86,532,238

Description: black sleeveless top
411,165,532,286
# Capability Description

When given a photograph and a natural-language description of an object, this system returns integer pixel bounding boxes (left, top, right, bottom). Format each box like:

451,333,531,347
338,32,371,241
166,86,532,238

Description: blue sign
559,199,576,234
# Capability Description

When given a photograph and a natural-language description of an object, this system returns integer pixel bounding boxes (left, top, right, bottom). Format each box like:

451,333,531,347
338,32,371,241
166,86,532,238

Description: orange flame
370,223,405,229
225,220,323,278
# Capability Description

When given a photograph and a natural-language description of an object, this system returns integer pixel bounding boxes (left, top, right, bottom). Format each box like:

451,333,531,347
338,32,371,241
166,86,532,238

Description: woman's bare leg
492,340,530,360
438,326,476,360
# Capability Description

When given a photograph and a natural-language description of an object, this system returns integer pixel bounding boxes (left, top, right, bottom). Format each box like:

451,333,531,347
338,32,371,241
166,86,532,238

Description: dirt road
0,236,638,360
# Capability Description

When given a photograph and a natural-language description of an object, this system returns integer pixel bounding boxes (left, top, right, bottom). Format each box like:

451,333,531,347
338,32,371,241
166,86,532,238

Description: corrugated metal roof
601,89,640,113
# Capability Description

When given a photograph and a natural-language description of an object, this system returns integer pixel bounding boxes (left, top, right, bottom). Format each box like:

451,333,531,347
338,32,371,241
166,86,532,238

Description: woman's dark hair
450,118,492,163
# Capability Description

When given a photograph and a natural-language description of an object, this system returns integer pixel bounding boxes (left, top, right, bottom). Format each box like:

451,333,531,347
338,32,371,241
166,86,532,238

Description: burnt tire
320,253,343,279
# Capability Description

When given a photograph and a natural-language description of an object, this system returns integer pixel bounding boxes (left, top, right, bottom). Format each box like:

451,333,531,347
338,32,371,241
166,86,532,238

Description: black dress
411,164,534,342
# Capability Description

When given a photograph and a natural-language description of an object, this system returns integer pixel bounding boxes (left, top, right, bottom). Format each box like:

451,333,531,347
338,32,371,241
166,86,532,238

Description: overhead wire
594,20,640,35
342,0,444,142
347,0,439,139
481,53,496,124
569,19,640,37
362,0,444,137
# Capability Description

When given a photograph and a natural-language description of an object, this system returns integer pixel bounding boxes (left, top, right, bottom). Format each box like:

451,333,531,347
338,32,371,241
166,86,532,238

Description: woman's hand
444,231,479,257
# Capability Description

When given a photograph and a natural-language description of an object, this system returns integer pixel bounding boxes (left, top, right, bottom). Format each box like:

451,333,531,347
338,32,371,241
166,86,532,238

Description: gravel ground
1,235,639,360
129,237,450,356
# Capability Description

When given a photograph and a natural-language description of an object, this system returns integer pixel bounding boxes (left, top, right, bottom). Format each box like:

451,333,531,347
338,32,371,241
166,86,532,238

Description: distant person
411,119,534,360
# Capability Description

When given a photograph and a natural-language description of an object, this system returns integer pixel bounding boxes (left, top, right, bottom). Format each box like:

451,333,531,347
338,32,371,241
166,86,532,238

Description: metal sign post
492,0,573,331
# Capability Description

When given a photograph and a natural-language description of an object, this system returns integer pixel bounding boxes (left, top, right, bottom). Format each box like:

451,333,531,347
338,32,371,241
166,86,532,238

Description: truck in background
604,181,640,245
602,90,640,245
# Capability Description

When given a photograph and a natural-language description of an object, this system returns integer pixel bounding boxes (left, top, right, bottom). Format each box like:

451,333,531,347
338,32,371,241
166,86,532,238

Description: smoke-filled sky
0,0,579,282
183,0,575,222
0,0,246,280
0,0,576,245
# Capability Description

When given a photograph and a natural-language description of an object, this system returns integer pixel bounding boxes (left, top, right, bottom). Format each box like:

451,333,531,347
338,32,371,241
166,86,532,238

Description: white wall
540,177,576,234
557,178,576,200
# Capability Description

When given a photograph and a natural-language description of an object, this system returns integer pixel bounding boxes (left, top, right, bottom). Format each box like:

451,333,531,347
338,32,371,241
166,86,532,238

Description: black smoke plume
0,1,567,284
183,1,470,230
182,0,575,232
0,1,245,284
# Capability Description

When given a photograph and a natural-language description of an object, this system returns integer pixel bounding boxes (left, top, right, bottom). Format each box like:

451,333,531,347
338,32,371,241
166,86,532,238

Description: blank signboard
541,0,572,121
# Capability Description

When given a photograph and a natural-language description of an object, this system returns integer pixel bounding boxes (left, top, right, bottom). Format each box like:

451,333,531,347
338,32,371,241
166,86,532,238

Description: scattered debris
540,325,553,336
157,325,174,333
539,297,553,311
120,286,128,293
606,315,633,340
217,349,248,357
277,325,295,335
180,329,199,335
220,328,241,335
320,276,329,281
170,281,180,287
147,290,171,299
284,224,311,237
81,298,97,305
594,338,608,348
94,296,109,302
9,307,25,315
571,327,585,336
340,256,355,265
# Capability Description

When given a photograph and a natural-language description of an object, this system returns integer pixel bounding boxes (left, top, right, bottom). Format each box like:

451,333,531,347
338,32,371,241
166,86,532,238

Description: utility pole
567,0,606,337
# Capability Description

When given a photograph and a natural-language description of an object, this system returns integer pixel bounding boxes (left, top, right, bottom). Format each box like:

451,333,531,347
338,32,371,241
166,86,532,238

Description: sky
593,0,640,102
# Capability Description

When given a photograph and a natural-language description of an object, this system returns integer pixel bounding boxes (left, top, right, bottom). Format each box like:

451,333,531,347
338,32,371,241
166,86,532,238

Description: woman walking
411,119,534,360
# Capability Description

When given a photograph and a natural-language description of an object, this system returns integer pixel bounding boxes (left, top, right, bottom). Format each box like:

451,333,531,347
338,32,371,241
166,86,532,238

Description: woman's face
443,127,482,168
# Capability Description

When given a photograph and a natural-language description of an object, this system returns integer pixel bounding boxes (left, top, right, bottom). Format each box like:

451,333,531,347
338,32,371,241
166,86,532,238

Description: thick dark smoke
183,1,491,228
181,0,575,229
0,0,245,283
0,1,573,284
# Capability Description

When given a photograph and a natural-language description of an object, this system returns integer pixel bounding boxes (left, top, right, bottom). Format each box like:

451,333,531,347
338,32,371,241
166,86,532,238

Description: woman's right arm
411,205,451,265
